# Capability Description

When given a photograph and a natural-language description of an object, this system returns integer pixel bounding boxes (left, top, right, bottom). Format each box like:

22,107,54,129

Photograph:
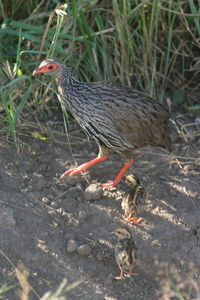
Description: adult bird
33,59,172,189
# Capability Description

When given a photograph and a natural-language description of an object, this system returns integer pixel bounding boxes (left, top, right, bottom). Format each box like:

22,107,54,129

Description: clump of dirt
0,113,200,299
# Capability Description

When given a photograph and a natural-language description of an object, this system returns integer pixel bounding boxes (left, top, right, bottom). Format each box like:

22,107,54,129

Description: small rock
77,244,92,256
194,158,200,166
53,221,59,227
66,239,78,253
84,184,103,201
41,197,51,205
182,165,193,173
57,208,64,214
62,211,68,217
50,201,59,208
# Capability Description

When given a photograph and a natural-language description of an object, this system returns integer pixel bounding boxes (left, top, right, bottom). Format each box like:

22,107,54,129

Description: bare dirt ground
0,112,200,300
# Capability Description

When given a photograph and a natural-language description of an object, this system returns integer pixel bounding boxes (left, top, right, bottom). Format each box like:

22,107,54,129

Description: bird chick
114,227,137,280
122,174,147,225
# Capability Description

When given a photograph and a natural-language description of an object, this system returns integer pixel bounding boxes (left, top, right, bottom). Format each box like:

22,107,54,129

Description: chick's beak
32,67,43,76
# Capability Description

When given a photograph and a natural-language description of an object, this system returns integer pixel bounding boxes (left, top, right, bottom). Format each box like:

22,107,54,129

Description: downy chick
122,174,147,225
113,227,137,280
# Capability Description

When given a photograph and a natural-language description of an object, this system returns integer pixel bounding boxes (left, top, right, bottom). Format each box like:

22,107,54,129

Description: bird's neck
57,66,87,116
59,66,79,88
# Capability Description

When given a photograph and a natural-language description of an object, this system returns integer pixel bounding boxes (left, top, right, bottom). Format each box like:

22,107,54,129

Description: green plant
0,0,199,137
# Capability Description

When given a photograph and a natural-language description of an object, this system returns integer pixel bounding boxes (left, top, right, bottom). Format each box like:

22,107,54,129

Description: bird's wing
103,84,168,127
99,83,171,150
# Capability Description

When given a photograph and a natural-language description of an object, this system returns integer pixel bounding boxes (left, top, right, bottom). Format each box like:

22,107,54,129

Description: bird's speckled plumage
36,59,172,156
114,228,137,279
33,59,172,188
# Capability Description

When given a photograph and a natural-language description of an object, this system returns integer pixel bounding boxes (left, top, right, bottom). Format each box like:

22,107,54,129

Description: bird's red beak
32,67,43,76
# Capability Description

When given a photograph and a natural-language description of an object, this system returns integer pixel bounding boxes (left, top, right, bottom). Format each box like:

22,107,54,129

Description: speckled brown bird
122,174,147,225
113,227,137,280
33,59,172,189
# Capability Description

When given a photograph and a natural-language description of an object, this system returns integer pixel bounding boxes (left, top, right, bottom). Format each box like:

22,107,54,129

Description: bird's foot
114,275,125,280
124,270,138,276
123,214,144,225
101,180,118,189
114,269,126,280
101,160,134,190
114,270,137,280
59,165,86,179
60,156,108,179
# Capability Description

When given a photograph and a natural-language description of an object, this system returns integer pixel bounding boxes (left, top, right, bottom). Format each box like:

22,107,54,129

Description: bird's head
114,228,132,240
32,59,64,77
125,174,140,188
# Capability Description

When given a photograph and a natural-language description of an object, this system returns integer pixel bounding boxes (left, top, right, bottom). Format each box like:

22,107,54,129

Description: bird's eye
48,65,53,70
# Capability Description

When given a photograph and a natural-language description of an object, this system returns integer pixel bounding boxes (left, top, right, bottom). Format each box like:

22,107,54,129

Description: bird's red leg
123,214,144,225
114,268,125,280
123,269,138,276
101,159,134,189
60,156,109,179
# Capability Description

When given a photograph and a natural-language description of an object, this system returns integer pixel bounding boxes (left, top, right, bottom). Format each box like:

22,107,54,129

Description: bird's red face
32,63,56,76
32,59,62,77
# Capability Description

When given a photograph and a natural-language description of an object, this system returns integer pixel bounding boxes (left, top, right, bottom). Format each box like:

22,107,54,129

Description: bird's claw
123,215,144,225
60,167,87,179
114,275,125,280
114,271,137,280
124,270,138,276
101,180,117,189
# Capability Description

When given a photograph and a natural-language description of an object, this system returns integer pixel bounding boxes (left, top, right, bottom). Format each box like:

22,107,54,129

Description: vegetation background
0,0,200,139
0,0,200,299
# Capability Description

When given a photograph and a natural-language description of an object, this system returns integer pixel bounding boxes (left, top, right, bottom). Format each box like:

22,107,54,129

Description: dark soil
0,113,200,300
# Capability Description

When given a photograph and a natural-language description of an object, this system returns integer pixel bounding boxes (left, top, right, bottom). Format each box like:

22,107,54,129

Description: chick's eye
48,65,53,70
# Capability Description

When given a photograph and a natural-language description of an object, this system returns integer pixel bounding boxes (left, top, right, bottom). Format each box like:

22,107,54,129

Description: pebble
182,165,193,173
84,183,104,201
41,197,51,205
50,201,59,209
66,239,78,253
77,244,92,256
194,158,200,166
